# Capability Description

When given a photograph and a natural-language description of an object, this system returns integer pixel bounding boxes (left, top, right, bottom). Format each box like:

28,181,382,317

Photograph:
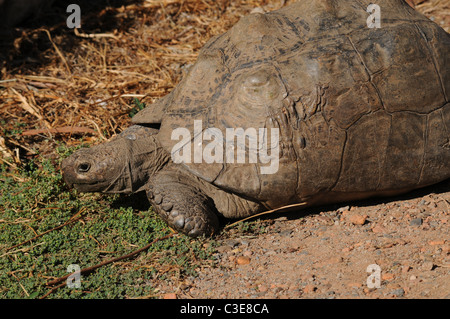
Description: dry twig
41,233,175,298
4,208,87,252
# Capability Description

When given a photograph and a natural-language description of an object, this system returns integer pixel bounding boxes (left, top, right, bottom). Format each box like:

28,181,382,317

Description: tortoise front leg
147,169,220,237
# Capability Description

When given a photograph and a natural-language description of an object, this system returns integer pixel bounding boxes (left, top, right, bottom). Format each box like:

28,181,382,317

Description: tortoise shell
132,0,450,208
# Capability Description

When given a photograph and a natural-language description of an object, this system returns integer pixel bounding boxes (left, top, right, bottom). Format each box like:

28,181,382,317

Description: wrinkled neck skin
103,130,170,193
62,125,170,194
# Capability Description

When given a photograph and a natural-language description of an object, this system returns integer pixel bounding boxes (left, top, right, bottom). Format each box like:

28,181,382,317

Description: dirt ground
177,180,450,299
1,0,449,299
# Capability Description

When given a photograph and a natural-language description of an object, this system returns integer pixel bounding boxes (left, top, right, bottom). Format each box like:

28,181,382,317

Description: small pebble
349,214,367,225
236,256,251,265
382,273,395,281
410,218,423,226
371,224,385,233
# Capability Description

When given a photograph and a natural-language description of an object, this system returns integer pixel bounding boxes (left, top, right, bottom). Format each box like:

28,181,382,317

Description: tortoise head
61,125,169,194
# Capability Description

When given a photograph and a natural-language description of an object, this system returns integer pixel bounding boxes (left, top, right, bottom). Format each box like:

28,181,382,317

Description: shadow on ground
237,178,450,225
111,191,151,212
0,0,143,71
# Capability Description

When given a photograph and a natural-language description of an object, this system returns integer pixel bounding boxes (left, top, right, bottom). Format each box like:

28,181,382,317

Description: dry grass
0,0,294,159
0,0,448,163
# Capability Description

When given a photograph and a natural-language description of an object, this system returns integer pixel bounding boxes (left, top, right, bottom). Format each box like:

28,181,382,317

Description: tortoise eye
77,163,91,173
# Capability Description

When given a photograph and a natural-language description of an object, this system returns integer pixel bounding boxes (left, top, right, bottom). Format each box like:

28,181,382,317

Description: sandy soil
179,180,449,299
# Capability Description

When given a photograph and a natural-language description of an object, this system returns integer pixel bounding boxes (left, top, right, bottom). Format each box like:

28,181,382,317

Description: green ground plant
0,147,217,299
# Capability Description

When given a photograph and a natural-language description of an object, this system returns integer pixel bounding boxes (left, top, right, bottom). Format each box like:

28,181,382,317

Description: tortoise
62,0,450,237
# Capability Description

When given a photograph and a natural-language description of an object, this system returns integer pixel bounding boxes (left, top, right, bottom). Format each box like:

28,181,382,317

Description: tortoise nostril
78,163,91,173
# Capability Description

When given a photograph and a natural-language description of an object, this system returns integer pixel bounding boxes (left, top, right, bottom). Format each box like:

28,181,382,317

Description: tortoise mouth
70,180,109,192
62,169,106,191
